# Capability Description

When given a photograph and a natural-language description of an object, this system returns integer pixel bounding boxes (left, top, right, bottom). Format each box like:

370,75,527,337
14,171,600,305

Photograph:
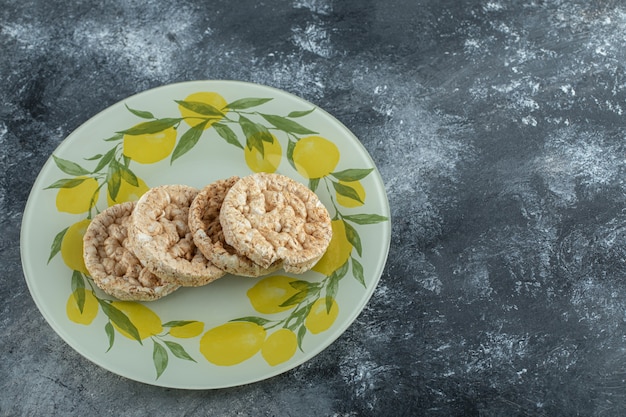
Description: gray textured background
3,0,626,415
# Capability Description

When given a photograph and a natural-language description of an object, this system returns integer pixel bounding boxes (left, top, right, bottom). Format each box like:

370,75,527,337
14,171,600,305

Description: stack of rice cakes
82,173,333,301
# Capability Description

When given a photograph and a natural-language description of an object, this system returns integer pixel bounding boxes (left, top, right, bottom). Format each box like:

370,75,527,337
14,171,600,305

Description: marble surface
3,0,626,415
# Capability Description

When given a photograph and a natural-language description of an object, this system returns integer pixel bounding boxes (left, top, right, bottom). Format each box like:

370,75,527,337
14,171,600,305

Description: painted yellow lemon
200,322,266,366
107,176,150,206
66,289,98,325
247,275,303,314
169,321,204,338
178,91,227,129
261,328,297,366
292,136,340,179
110,301,162,340
244,133,282,173
56,176,99,214
312,219,352,276
61,219,91,274
336,180,366,208
305,298,339,334
123,126,177,164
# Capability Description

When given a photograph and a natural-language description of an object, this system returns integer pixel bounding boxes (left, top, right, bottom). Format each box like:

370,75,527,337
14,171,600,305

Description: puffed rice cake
219,173,332,274
188,176,282,277
128,184,225,287
82,201,180,301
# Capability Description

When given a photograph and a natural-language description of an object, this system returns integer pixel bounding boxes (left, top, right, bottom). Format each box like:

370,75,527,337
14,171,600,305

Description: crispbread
82,201,180,301
219,173,332,274
128,184,225,287
189,176,282,277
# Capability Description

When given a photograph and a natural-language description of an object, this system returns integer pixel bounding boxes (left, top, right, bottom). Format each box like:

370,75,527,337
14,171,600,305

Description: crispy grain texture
189,177,282,277
128,185,225,286
82,201,180,301
219,173,332,274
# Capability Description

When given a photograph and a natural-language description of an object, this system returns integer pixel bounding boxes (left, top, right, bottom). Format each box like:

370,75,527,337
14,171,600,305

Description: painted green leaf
289,280,319,292
287,108,316,118
212,122,243,149
246,134,264,157
125,104,154,119
259,113,317,135
351,257,365,287
285,311,303,332
331,168,374,182
323,260,349,311
72,287,86,314
256,123,274,143
332,181,363,204
70,270,85,291
326,283,338,314
286,139,297,170
279,290,308,308
258,124,274,142
309,178,320,192
285,303,312,331
44,177,86,190
226,97,272,110
84,154,103,161
106,162,122,201
153,340,168,379
47,227,67,263
118,164,139,187
289,306,308,322
239,115,255,135
285,319,298,332
175,100,224,117
104,133,124,142
331,258,350,281
104,322,115,352
343,213,389,225
118,118,180,135
162,320,198,328
287,300,316,331
98,300,142,344
343,220,362,257
296,325,307,351
164,340,197,362
53,155,90,176
93,147,117,174
171,120,208,164
239,115,273,152
229,316,272,326
71,270,86,313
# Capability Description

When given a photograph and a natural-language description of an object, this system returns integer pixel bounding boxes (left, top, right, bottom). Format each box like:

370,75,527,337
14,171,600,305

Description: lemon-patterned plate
20,80,391,389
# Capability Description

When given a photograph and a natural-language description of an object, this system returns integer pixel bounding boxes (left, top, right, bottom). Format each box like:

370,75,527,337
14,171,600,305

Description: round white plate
20,80,391,389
